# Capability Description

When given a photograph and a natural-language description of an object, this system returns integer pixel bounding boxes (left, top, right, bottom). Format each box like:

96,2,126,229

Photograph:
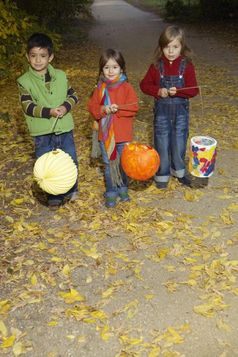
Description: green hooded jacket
17,64,74,136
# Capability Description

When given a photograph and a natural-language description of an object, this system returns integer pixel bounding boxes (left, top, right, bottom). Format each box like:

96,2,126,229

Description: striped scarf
98,73,127,186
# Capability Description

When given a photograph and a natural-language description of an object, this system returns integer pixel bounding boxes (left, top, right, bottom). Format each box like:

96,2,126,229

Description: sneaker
177,176,192,187
156,182,168,189
105,196,117,208
48,198,63,207
64,191,78,202
119,191,130,202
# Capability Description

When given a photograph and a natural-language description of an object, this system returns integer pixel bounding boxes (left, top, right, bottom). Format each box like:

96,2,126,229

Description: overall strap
178,58,187,78
158,59,164,77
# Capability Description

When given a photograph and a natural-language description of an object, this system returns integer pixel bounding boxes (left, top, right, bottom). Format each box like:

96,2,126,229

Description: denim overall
154,59,189,184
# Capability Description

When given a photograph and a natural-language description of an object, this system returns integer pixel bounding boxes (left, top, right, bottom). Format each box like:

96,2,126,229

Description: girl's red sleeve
140,64,160,99
88,87,104,120
117,82,139,117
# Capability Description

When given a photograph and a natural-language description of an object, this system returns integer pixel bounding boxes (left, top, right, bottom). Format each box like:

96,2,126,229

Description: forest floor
1,1,238,356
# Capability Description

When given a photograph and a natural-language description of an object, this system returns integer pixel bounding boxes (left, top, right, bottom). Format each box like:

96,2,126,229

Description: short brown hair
98,49,126,77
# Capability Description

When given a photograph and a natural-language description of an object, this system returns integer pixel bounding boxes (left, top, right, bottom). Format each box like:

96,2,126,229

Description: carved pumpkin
33,149,77,195
121,143,160,181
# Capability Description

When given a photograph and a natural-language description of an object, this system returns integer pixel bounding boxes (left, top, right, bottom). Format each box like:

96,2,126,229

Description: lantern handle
50,115,60,133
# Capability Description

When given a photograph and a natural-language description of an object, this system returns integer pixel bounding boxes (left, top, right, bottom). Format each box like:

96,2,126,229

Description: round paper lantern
33,149,77,195
121,143,160,181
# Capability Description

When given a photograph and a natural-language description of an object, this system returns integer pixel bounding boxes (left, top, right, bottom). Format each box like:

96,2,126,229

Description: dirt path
1,1,238,357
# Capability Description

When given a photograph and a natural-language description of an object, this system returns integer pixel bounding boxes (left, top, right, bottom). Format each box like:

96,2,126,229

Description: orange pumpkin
121,143,160,181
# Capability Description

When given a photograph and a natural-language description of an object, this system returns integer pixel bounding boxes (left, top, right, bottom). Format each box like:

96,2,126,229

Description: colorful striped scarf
98,74,127,186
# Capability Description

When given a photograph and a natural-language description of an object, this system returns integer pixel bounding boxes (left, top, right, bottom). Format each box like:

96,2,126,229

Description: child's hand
103,105,118,115
110,104,118,113
168,87,177,96
103,105,111,115
50,106,67,118
57,105,67,117
158,88,169,98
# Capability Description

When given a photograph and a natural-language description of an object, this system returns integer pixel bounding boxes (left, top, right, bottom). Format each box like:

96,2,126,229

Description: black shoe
177,176,192,187
48,198,63,207
156,182,168,189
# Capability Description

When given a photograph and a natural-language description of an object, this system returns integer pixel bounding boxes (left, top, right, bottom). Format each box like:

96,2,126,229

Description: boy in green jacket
17,33,78,207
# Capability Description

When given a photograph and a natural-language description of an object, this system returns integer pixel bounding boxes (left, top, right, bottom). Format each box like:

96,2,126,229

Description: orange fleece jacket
88,81,139,142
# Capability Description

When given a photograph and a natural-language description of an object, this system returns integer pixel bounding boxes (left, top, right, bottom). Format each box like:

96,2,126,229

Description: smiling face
162,37,182,62
26,47,54,75
102,58,122,81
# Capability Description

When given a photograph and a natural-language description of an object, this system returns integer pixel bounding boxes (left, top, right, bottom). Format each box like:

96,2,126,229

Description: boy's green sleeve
61,85,79,113
18,83,51,119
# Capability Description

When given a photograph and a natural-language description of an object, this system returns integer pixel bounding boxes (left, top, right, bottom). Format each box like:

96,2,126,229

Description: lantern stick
51,115,60,133
118,102,138,109
176,85,207,91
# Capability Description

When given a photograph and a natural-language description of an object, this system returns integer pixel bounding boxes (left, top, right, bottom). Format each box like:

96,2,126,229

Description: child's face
162,37,182,62
26,47,54,75
102,58,121,81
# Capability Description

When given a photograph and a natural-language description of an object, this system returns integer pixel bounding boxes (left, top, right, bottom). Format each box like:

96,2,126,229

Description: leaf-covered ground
1,22,238,357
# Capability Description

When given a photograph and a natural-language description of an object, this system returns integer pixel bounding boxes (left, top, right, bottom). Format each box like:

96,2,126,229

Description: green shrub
16,0,92,31
0,0,61,82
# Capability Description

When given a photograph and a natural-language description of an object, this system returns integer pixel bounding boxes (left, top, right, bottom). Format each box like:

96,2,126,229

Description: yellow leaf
11,198,25,205
81,246,99,259
51,256,62,262
119,334,143,346
216,319,231,332
232,288,238,296
5,216,14,223
59,289,85,304
0,300,11,315
166,327,184,344
23,260,34,266
185,190,203,201
227,202,238,212
48,321,58,326
0,320,8,337
30,274,37,286
99,325,112,341
145,294,155,300
124,300,139,319
156,248,170,260
1,335,16,348
220,210,233,225
148,346,161,357
13,341,25,356
102,287,115,299
78,335,86,343
91,310,107,321
86,276,92,283
193,303,215,317
66,335,75,340
62,264,71,277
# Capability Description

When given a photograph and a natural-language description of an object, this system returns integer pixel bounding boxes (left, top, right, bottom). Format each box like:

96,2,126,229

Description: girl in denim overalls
140,25,199,188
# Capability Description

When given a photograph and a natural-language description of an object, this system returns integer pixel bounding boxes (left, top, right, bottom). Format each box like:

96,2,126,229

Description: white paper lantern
33,149,77,195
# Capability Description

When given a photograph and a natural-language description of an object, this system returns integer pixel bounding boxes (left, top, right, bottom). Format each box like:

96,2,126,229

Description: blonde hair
154,25,193,65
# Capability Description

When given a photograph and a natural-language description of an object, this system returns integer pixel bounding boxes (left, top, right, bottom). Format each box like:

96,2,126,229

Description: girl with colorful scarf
88,49,139,208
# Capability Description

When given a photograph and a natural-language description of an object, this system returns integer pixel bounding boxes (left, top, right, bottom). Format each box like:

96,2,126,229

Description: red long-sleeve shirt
88,81,139,142
140,55,199,99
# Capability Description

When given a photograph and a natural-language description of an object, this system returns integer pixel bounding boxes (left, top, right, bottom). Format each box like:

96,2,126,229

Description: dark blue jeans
154,101,189,183
34,130,78,200
99,141,128,198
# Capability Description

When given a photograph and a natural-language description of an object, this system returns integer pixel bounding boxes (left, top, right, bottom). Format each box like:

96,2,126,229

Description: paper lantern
33,149,77,195
121,143,160,181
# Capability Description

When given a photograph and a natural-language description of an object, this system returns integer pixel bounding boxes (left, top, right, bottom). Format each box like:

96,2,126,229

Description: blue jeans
154,101,189,183
99,141,128,197
34,130,78,200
